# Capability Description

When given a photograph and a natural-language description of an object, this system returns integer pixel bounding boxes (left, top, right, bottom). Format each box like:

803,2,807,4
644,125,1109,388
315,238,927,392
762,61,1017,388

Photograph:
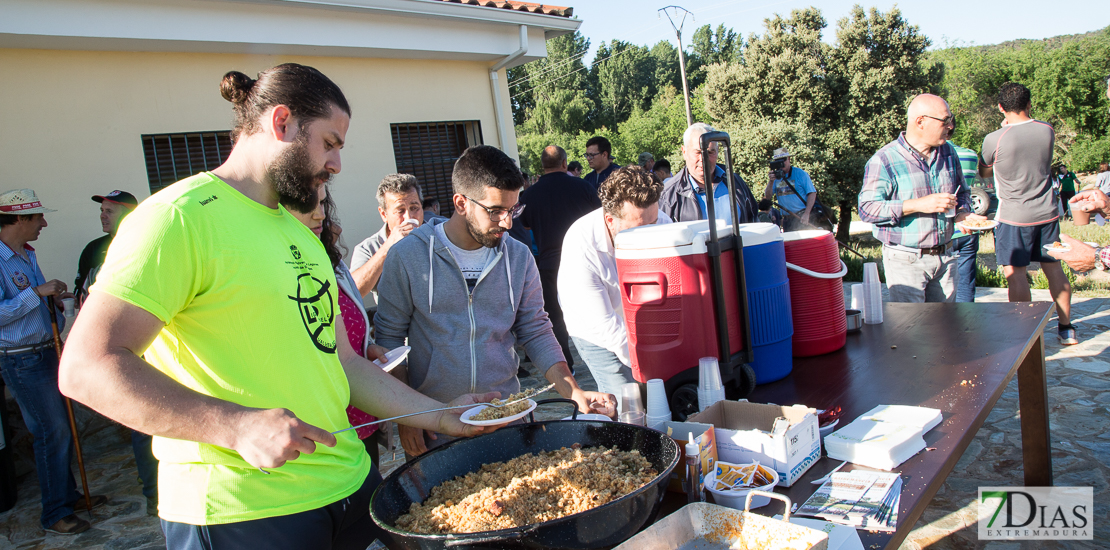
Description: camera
769,158,786,180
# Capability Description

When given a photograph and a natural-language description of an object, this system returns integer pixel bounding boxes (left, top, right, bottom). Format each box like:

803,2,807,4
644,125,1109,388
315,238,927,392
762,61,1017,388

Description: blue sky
566,1,1110,64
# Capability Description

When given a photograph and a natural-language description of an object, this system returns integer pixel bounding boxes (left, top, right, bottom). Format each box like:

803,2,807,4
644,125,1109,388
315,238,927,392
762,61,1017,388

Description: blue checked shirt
0,243,62,348
858,133,970,249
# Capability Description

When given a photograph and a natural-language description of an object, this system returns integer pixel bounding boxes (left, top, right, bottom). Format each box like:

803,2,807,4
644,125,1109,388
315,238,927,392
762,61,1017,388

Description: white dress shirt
557,207,672,365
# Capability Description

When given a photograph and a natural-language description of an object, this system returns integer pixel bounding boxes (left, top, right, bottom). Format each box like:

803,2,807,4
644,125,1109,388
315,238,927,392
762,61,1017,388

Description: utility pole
660,5,694,127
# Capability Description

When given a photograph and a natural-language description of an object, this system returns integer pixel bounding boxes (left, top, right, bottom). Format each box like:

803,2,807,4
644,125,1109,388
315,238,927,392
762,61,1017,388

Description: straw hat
772,148,791,160
0,189,56,215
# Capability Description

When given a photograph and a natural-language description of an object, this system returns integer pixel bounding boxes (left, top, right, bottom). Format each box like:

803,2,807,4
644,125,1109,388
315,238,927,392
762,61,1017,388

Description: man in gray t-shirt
978,82,1076,345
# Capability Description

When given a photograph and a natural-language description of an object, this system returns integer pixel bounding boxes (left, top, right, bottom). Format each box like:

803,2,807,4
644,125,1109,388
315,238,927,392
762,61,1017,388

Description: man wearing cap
0,189,105,535
74,190,158,512
75,190,138,305
764,148,818,231
638,152,655,173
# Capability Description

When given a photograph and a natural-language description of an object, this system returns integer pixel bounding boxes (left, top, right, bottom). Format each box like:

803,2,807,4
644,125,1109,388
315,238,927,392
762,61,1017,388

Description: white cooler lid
614,219,732,250
615,221,781,259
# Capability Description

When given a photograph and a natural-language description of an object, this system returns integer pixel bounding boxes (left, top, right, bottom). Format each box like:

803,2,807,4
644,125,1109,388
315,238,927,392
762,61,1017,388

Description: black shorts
994,221,1061,267
161,468,385,550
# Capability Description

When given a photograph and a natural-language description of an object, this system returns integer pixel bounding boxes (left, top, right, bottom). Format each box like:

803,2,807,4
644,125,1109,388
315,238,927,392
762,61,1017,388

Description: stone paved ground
0,290,1105,549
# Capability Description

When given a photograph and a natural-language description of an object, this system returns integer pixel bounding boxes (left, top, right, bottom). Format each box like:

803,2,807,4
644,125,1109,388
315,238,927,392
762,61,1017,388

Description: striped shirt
950,141,980,239
0,242,62,348
859,133,970,249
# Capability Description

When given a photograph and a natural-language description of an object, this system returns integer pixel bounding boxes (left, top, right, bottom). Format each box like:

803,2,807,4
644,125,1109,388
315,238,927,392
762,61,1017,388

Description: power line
509,20,667,89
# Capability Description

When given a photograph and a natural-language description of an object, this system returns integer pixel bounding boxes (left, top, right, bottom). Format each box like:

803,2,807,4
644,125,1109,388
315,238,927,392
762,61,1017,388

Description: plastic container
616,221,792,386
735,223,793,383
703,463,779,510
782,230,847,357
615,220,743,385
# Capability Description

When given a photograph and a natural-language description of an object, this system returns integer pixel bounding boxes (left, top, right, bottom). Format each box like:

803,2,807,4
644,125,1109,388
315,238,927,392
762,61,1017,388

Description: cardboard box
660,421,716,493
688,400,820,487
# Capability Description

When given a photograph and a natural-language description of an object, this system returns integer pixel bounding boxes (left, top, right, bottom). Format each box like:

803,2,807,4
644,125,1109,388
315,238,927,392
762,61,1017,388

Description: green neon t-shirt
93,172,369,525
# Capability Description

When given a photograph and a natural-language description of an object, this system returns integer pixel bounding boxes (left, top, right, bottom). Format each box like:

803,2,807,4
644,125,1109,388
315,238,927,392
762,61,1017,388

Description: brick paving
0,290,1105,549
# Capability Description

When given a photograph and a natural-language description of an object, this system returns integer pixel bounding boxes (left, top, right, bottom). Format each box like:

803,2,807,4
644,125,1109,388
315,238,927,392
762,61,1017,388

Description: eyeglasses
464,195,525,222
922,114,955,126
584,152,604,160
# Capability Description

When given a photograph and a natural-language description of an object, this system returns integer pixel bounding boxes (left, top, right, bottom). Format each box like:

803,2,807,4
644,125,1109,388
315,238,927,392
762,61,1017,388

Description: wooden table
739,301,1055,548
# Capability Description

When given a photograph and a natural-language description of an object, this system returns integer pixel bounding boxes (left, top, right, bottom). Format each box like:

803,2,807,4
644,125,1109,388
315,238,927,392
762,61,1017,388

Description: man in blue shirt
0,189,104,535
763,148,817,231
659,123,758,225
583,136,620,190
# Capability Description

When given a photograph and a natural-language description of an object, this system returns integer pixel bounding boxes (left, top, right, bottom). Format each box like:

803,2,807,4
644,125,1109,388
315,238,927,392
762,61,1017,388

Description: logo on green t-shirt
290,245,302,260
289,273,336,353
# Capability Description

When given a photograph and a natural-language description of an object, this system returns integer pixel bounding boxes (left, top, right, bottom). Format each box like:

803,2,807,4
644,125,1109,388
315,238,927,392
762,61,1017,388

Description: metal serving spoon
257,383,555,474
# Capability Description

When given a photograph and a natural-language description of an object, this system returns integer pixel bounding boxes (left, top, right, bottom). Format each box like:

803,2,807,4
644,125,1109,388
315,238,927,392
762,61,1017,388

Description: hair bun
220,71,255,104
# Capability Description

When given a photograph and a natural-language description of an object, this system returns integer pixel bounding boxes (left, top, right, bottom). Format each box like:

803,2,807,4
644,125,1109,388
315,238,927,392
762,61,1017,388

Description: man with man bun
59,63,496,549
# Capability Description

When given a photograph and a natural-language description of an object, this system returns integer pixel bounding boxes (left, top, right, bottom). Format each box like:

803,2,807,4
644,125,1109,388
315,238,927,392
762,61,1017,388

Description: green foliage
932,26,1110,170
1031,263,1078,289
591,40,657,130
686,24,742,88
704,5,939,240
976,265,1008,288
841,246,885,283
511,32,591,128
616,86,706,168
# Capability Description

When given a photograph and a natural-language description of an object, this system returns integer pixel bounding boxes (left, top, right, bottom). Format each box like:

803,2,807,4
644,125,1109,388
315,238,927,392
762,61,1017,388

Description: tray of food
956,218,998,232
614,499,829,550
371,419,681,549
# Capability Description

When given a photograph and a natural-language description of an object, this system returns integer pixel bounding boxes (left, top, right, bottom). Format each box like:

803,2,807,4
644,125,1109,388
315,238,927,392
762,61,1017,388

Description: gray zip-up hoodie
374,217,565,406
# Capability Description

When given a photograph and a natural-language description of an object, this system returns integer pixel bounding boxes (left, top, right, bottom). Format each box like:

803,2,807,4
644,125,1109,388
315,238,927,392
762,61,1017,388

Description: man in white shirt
558,166,672,397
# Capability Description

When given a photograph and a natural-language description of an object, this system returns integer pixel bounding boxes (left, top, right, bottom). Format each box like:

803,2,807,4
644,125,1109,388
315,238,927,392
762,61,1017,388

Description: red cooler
614,220,743,384
783,230,848,356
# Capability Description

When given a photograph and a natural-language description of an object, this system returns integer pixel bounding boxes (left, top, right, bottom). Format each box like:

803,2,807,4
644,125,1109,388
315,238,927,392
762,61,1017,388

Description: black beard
465,210,503,248
269,137,331,214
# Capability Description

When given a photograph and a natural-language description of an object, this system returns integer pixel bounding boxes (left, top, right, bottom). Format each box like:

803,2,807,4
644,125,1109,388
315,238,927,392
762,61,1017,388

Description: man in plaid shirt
858,94,988,302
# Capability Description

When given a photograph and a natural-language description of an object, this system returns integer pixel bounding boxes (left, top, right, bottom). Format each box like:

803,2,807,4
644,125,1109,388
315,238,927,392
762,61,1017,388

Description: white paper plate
957,219,998,232
373,345,410,373
460,399,537,426
1043,244,1071,253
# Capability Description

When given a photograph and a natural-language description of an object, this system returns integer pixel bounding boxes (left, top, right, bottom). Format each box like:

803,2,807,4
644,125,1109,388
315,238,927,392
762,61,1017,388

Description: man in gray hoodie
375,145,617,456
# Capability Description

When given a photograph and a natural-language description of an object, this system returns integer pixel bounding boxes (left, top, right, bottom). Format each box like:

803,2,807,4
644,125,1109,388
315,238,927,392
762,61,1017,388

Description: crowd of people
0,61,1105,549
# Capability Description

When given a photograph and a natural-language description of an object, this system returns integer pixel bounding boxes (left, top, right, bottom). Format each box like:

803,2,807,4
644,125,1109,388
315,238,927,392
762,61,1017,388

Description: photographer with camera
763,148,824,231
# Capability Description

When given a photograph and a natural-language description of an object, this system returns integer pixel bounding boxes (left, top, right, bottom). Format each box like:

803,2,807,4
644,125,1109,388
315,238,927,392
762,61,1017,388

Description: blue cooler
736,223,793,383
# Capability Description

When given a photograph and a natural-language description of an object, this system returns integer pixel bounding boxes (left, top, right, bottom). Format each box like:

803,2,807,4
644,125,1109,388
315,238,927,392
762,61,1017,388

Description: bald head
906,94,948,124
540,145,568,173
905,94,953,154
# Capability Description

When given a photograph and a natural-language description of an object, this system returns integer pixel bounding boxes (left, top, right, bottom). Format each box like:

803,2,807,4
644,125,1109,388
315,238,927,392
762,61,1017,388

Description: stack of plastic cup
619,383,646,426
862,262,883,325
851,283,864,318
697,357,725,412
645,379,671,430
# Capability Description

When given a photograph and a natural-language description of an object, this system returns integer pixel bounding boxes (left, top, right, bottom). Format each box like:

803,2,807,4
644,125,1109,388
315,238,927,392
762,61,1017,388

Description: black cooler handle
528,398,581,423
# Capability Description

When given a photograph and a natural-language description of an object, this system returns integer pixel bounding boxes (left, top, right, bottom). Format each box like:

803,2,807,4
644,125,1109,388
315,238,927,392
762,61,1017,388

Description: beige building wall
0,48,515,287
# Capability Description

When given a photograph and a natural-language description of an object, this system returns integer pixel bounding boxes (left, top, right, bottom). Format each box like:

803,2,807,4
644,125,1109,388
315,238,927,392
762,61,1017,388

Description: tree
510,31,592,127
649,40,683,93
932,26,1110,171
825,6,941,238
705,5,939,240
616,85,707,166
591,40,657,129
687,24,742,88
